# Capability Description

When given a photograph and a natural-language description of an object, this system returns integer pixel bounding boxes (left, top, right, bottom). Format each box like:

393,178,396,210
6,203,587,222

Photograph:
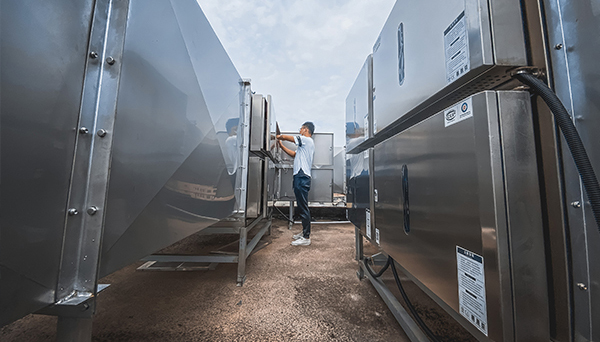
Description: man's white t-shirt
293,135,315,177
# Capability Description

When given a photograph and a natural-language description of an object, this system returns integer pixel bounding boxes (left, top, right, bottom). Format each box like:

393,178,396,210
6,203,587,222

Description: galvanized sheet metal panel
0,0,96,326
543,0,600,339
346,55,372,152
99,0,242,277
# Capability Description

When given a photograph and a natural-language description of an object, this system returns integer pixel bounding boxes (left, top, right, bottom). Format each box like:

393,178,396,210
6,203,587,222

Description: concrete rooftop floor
1,220,411,342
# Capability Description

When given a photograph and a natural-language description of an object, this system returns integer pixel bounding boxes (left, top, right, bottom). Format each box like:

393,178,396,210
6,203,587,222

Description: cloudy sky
197,0,396,148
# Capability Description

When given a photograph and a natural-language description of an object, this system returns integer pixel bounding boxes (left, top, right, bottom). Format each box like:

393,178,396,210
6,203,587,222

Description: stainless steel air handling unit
369,0,528,146
372,91,549,341
346,55,373,153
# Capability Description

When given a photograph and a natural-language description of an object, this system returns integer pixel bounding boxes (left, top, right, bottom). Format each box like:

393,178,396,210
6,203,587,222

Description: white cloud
198,0,396,147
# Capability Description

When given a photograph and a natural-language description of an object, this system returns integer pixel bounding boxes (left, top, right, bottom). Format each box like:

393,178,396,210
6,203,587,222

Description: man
277,122,315,246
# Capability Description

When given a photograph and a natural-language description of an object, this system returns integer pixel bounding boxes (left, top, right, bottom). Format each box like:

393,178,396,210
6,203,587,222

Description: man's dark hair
302,121,315,136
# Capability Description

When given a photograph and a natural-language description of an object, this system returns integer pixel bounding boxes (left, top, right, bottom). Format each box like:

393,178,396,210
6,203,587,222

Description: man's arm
276,134,295,143
278,140,296,158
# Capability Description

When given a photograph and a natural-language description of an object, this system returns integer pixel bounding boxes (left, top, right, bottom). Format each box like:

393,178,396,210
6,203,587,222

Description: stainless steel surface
1,0,267,331
519,1,571,337
346,55,373,152
265,95,274,154
99,0,244,277
234,81,253,214
373,91,549,341
250,94,276,159
543,0,600,339
279,168,334,203
367,0,527,148
250,94,267,152
246,157,264,218
496,91,550,340
0,0,95,327
346,150,373,242
333,147,345,194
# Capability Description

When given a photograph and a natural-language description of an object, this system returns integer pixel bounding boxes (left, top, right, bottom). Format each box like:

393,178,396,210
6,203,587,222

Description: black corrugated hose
514,72,600,234
362,255,391,278
363,256,440,342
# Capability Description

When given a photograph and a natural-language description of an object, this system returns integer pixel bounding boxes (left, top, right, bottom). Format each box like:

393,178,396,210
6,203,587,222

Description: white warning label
375,228,380,245
445,11,470,84
444,97,473,127
365,208,371,239
457,246,488,336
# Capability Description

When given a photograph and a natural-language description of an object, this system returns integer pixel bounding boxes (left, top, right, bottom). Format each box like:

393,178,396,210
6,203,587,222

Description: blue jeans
293,169,311,238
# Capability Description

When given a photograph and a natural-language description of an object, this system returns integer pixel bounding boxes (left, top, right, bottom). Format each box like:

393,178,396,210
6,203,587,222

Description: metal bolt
82,303,90,311
97,129,107,137
87,206,98,215
89,51,98,59
106,56,115,65
555,43,563,50
79,127,89,134
68,208,79,216
577,283,588,291
571,201,581,208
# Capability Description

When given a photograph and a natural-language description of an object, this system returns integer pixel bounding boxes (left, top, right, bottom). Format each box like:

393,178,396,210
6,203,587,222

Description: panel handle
402,164,410,234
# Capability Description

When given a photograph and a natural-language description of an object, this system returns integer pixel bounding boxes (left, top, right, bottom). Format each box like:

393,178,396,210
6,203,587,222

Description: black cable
514,72,600,234
273,205,294,223
362,255,391,278
390,257,441,342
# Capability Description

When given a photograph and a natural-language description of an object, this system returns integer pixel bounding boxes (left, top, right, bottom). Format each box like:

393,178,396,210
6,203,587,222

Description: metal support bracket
138,218,271,287
288,200,294,230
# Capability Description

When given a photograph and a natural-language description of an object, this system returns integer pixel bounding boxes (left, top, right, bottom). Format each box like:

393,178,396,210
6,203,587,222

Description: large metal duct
0,0,252,329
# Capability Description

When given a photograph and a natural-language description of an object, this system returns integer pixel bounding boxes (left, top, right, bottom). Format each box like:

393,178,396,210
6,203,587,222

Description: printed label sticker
444,97,473,127
445,11,470,84
457,246,488,336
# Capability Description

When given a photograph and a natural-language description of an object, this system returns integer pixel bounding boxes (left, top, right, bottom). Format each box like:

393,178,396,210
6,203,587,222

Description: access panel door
346,150,374,242
373,91,548,341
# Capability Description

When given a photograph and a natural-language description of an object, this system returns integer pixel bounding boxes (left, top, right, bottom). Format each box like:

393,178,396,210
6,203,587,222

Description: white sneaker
291,237,311,246
292,232,304,240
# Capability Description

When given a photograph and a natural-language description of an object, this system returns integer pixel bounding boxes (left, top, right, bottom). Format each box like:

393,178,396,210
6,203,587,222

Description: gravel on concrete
1,220,409,342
